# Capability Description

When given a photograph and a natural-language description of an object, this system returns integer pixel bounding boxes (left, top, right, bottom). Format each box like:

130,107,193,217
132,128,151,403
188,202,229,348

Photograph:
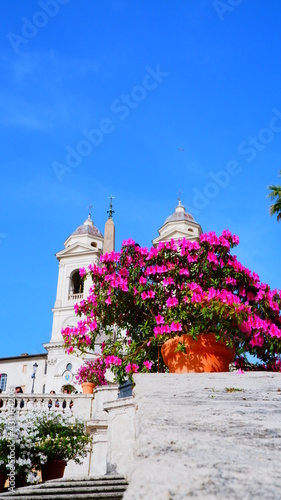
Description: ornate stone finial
177,190,183,205
88,204,94,217
107,196,115,219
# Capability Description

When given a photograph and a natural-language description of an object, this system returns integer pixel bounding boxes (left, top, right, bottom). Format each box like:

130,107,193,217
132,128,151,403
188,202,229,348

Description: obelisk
103,196,115,254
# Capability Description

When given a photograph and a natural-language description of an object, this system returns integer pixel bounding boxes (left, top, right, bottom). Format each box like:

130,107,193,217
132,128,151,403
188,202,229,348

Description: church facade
0,201,202,395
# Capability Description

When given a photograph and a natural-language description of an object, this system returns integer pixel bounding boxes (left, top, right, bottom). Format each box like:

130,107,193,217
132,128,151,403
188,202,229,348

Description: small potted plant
32,411,92,481
76,358,107,394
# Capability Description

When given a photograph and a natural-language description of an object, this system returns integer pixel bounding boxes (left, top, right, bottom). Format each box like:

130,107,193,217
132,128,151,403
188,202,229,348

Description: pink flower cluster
62,229,281,378
241,315,281,338
143,360,153,370
104,355,122,367
125,363,139,374
154,322,182,338
76,358,107,386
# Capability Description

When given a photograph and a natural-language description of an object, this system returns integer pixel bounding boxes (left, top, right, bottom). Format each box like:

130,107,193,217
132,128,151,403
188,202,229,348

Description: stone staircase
0,475,128,500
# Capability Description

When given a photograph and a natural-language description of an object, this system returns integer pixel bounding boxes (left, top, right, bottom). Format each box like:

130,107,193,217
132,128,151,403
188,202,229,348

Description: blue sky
0,0,280,358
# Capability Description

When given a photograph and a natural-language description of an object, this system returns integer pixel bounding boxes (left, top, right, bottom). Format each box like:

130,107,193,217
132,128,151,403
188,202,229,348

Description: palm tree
268,170,281,222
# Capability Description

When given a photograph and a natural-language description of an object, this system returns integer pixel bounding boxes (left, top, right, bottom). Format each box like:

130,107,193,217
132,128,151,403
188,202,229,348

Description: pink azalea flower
179,268,189,276
105,356,122,367
166,297,178,308
143,360,153,370
162,277,175,286
155,314,165,324
122,238,135,246
170,322,182,332
139,277,147,285
125,363,139,373
153,326,162,338
207,252,218,265
79,267,87,277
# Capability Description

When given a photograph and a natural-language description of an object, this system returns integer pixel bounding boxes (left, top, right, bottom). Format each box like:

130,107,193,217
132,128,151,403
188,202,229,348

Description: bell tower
153,199,202,246
43,212,104,392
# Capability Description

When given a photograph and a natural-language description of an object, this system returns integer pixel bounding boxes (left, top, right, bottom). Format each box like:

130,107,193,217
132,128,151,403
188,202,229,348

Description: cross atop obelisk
103,196,115,254
107,196,115,219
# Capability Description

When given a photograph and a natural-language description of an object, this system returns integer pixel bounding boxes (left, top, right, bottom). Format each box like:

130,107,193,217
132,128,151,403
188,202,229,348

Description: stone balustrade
0,386,128,479
0,393,94,420
68,293,84,301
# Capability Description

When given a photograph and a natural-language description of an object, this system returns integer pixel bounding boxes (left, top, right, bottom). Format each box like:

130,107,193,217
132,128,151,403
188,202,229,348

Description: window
69,270,84,296
0,374,7,392
42,384,46,394
66,363,72,371
22,364,27,373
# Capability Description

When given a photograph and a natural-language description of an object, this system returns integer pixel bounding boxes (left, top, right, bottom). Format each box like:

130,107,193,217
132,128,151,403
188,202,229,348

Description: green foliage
0,411,92,483
174,341,187,354
268,170,281,222
32,412,92,465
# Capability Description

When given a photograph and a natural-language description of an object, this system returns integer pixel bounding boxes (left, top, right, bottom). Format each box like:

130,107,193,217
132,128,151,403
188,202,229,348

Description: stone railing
0,394,94,420
0,386,134,480
68,293,84,301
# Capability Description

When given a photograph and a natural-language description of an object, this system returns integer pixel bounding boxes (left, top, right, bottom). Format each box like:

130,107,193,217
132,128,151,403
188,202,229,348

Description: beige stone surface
124,372,281,500
103,217,115,254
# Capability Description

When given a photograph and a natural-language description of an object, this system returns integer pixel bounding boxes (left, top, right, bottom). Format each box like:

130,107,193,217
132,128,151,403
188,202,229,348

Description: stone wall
124,372,281,500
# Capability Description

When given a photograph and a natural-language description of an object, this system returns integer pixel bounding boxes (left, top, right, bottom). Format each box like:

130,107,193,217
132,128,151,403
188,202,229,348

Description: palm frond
267,171,281,221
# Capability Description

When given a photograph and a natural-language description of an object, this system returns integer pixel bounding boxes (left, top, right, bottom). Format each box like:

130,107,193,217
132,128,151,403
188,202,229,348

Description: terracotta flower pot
81,382,95,394
15,475,28,489
161,334,235,373
0,473,7,492
41,460,66,482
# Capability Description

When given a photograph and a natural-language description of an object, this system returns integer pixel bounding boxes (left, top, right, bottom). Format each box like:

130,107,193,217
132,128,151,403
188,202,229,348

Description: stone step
0,475,128,500
0,494,125,500
32,478,128,489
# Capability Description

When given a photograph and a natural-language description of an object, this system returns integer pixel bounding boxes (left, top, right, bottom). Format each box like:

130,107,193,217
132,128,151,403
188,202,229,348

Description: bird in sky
178,147,184,151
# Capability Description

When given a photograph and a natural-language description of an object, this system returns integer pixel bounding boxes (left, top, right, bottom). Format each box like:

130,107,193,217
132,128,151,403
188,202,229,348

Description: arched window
69,270,84,297
0,374,7,392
